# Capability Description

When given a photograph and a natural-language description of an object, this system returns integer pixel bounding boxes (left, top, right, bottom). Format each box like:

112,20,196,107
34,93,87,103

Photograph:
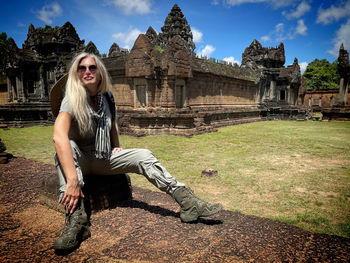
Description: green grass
1,120,350,237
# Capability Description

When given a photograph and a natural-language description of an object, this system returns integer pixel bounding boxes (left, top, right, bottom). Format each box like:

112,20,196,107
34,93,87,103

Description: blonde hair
65,52,112,135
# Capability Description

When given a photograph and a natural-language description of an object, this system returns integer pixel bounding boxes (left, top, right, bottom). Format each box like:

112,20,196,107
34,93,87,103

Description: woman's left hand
112,147,123,153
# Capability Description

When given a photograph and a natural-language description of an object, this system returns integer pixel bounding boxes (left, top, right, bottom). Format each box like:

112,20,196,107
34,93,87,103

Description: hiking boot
53,199,90,251
173,186,222,222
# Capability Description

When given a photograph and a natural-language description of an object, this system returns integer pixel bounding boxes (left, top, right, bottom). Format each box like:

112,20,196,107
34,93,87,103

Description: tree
302,59,340,90
0,32,7,74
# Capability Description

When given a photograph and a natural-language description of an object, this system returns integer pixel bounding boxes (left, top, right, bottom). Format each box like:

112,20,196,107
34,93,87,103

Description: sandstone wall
302,89,350,109
187,72,258,109
112,83,133,109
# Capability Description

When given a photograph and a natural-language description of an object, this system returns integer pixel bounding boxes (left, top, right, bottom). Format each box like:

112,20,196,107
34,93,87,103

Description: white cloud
192,27,203,43
36,2,62,24
275,23,285,41
108,0,153,15
224,0,296,8
328,18,350,57
197,45,216,58
211,0,219,5
112,28,142,49
296,19,307,35
261,35,271,42
264,19,307,42
317,0,350,25
223,56,241,65
316,0,350,57
284,1,311,19
299,62,308,74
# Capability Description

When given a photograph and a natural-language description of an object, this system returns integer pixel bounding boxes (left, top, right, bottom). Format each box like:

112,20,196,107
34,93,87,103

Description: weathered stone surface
1,22,86,126
145,26,158,47
108,42,128,58
319,44,350,118
41,169,132,214
336,43,350,106
1,157,349,262
338,43,350,78
297,76,307,106
241,39,301,108
162,35,192,78
84,41,100,56
322,107,350,121
125,34,154,77
0,138,6,152
23,22,84,55
201,169,218,177
0,151,14,164
117,108,262,137
157,4,195,52
242,39,285,70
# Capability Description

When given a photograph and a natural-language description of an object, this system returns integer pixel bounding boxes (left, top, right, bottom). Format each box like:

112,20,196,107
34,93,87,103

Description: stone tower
85,41,100,56
157,4,195,52
145,26,158,47
241,39,300,107
23,22,84,56
241,39,285,71
336,43,350,106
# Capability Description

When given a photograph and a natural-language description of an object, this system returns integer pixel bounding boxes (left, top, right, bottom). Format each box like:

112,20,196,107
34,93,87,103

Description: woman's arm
110,120,123,152
53,112,84,214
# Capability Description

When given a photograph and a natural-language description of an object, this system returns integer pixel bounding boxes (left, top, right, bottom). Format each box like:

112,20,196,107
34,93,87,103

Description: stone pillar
337,78,348,106
269,80,276,100
160,76,169,109
16,73,25,103
39,73,45,100
167,78,176,109
287,85,294,105
7,77,13,103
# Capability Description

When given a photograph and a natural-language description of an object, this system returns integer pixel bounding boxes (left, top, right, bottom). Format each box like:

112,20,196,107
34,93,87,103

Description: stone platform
0,102,53,126
322,107,350,121
0,157,349,262
41,169,132,214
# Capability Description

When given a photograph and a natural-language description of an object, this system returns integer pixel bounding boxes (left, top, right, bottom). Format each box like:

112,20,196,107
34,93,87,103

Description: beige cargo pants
55,140,185,201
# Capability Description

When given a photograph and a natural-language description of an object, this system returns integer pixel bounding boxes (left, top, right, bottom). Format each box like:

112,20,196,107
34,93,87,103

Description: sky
1,0,349,74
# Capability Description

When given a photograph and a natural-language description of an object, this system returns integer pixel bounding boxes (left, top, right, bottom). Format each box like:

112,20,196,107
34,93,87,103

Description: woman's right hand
54,112,84,214
60,181,85,214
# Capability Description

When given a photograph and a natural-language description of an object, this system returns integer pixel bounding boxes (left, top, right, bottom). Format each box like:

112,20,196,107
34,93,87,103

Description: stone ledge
322,107,350,121
40,172,132,214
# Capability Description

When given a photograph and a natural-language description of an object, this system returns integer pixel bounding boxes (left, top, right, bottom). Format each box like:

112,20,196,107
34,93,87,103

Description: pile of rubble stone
0,139,13,164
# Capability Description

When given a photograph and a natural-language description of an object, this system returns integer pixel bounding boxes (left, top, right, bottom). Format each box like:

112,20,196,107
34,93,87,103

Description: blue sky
1,0,349,73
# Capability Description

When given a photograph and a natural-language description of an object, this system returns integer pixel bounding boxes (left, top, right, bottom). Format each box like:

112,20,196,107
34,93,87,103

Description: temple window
134,78,148,108
24,67,40,95
27,81,35,94
175,79,186,108
280,89,286,101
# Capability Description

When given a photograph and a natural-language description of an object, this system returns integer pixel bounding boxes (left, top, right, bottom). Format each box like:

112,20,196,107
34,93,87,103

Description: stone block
0,152,13,164
40,172,132,214
201,169,218,178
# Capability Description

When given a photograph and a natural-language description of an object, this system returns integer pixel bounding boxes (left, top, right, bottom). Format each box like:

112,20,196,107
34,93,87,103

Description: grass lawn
1,120,350,237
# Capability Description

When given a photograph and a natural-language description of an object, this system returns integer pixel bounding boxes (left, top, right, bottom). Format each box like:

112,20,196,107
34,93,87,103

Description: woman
52,52,222,252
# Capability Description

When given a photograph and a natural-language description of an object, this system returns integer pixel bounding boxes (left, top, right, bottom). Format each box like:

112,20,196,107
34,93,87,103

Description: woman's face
77,56,101,96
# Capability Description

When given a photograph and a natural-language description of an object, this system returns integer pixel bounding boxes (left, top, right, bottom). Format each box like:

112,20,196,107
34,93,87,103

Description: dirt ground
0,157,349,262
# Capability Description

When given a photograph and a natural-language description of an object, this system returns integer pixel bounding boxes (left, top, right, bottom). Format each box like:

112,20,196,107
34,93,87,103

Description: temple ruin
321,44,350,121
0,4,310,135
0,22,85,125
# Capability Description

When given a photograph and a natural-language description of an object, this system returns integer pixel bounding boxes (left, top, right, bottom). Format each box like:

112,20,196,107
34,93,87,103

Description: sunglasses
78,65,97,73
